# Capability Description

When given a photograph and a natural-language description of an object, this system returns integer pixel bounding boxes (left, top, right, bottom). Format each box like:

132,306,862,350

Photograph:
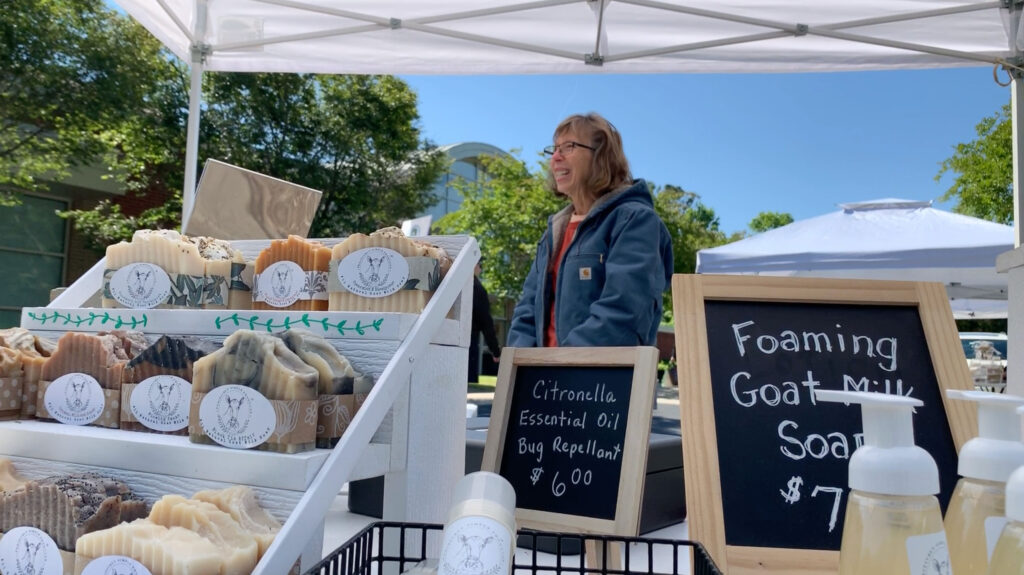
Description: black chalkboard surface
674,275,976,575
483,347,658,535
705,300,957,551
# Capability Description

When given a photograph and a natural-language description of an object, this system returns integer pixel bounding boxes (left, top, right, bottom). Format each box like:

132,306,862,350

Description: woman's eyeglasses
543,141,596,157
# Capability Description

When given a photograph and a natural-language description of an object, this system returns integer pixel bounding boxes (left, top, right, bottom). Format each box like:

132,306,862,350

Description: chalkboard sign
482,346,657,535
674,275,976,575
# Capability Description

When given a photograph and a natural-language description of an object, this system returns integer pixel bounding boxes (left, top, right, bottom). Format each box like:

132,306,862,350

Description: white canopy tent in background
79,1,1024,572
696,199,1014,319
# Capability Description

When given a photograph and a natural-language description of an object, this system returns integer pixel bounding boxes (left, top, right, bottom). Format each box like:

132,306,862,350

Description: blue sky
401,68,1009,235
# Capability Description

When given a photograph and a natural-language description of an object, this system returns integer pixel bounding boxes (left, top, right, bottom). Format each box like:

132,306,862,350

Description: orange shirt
545,218,582,347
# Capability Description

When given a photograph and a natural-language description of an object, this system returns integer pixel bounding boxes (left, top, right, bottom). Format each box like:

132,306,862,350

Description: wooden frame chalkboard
673,275,976,575
482,346,657,535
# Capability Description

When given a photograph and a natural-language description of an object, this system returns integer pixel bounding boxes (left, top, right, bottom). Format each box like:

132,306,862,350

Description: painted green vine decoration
26,311,149,329
214,313,385,335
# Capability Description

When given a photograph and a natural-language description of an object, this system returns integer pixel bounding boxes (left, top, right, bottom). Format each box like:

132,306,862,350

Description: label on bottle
984,515,1010,560
438,516,511,575
905,531,950,575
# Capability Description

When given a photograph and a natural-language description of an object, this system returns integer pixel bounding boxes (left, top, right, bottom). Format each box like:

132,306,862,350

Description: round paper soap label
44,372,105,425
109,263,171,309
255,260,305,307
0,526,63,575
131,375,191,432
198,384,276,449
337,247,409,298
81,555,153,575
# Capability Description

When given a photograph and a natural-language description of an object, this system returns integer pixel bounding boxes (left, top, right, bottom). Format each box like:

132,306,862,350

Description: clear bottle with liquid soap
944,390,1024,575
816,390,950,575
986,404,1024,575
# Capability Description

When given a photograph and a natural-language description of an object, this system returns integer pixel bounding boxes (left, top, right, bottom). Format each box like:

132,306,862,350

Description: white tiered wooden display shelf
1,235,478,574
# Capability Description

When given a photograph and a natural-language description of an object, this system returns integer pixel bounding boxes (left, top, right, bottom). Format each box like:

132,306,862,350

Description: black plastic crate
305,521,722,575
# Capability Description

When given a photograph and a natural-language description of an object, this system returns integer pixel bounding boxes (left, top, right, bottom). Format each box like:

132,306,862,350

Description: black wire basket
305,521,722,575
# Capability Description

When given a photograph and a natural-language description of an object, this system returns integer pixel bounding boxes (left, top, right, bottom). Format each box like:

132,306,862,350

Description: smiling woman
506,112,674,350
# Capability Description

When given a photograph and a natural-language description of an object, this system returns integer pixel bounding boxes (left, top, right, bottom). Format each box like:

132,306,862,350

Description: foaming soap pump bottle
944,390,1024,575
438,471,516,575
815,390,949,575
986,404,1024,575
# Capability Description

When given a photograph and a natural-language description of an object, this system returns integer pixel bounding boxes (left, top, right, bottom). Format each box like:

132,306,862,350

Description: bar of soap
191,486,281,558
74,519,223,575
105,229,206,309
253,235,331,311
42,332,127,390
191,330,318,452
148,495,259,575
187,235,250,310
274,329,363,395
127,335,219,383
0,458,27,492
329,227,451,313
0,473,148,551
275,329,370,447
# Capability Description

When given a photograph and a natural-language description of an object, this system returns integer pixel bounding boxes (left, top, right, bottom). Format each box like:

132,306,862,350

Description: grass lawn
468,375,497,394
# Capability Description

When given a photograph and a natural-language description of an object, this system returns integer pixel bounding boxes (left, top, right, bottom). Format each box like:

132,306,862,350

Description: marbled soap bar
74,519,223,575
0,473,148,551
329,227,451,313
148,495,259,575
253,235,331,311
191,486,281,558
190,330,318,452
275,329,371,448
127,335,219,383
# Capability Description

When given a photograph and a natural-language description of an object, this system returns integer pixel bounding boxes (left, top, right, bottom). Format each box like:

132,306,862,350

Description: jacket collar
548,179,649,250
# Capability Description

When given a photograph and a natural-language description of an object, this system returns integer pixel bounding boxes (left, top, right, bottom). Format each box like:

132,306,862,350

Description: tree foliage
201,74,448,237
937,102,1013,224
434,157,732,321
748,211,794,233
26,3,446,247
433,153,564,300
1,0,181,202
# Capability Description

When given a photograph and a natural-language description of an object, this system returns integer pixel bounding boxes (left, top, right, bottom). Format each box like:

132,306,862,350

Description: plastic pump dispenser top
943,390,1024,575
815,390,948,575
986,404,1024,575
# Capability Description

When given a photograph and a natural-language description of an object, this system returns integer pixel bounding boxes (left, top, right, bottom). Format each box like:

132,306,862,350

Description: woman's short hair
547,112,632,198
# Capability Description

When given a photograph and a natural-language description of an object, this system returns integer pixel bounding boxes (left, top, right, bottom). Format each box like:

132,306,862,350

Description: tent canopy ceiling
696,199,1014,317
118,0,1017,74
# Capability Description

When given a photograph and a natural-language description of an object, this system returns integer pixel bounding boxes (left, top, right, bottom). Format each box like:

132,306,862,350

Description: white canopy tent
93,1,1024,572
696,198,1014,318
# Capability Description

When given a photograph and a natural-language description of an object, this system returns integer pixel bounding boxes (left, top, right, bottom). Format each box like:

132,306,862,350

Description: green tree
201,73,447,237
1,0,182,202
433,153,564,300
937,102,1013,224
434,158,731,321
748,211,794,233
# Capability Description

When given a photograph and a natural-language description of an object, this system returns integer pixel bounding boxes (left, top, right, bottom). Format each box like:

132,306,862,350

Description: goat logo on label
338,247,410,298
65,374,89,413
110,263,171,309
439,519,507,575
256,260,304,307
45,373,105,426
132,375,190,432
15,531,46,575
218,388,251,432
920,541,951,575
